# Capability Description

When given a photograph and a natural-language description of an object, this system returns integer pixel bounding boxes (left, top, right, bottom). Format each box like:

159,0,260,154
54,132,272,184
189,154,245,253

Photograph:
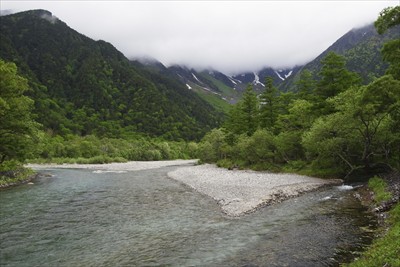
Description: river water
0,166,376,266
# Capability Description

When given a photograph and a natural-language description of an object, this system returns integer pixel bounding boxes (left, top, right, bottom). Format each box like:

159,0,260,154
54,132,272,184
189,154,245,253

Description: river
0,166,376,266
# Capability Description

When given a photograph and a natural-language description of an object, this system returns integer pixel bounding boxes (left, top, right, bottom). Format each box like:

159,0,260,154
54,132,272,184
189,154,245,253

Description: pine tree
240,84,259,136
295,70,316,101
225,84,259,136
317,52,360,99
259,77,279,130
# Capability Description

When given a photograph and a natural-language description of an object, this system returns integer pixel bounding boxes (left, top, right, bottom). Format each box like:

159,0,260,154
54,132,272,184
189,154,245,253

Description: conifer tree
240,84,259,136
317,52,360,99
259,77,279,130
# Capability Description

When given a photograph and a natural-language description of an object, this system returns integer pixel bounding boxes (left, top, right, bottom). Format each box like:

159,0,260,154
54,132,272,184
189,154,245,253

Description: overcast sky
1,1,397,74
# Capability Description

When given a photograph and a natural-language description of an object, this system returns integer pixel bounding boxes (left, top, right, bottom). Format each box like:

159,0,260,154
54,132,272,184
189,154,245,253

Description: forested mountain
283,23,400,91
0,10,223,140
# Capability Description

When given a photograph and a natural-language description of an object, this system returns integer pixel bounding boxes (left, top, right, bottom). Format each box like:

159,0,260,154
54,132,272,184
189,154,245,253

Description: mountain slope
0,10,223,140
282,23,400,91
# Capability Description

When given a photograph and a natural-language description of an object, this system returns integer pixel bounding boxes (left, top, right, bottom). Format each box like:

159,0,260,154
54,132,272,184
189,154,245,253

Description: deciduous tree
0,60,41,163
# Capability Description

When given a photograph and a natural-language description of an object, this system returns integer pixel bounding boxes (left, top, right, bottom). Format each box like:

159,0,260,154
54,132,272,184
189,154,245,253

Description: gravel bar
26,159,197,172
168,164,343,216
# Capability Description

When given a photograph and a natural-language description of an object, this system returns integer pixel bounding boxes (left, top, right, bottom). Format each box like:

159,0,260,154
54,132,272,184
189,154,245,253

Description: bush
235,130,276,165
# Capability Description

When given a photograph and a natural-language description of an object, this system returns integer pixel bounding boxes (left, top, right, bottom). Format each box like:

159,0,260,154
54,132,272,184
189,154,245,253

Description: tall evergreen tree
295,70,316,101
225,84,259,136
317,52,360,99
259,77,279,130
240,84,259,136
314,52,361,115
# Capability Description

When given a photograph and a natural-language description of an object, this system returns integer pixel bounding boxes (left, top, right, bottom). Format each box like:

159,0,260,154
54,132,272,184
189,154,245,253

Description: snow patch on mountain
186,84,192,90
274,71,285,81
285,70,293,79
228,77,237,85
192,73,201,83
229,76,242,85
253,72,265,87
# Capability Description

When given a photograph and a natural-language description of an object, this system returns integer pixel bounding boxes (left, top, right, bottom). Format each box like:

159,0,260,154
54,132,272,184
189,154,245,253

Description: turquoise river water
0,166,376,266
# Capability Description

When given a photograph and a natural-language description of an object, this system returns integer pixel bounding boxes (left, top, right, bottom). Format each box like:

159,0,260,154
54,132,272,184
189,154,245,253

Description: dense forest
197,6,400,180
0,10,223,141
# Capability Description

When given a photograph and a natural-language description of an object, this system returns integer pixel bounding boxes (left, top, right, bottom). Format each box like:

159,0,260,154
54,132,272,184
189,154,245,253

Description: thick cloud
1,1,397,74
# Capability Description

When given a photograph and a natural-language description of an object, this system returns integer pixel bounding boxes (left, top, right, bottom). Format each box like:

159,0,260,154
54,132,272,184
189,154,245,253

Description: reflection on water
0,167,376,266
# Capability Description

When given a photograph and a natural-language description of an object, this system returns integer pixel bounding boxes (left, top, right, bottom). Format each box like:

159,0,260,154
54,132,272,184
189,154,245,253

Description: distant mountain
282,23,400,91
0,10,223,140
150,63,301,107
131,22,399,111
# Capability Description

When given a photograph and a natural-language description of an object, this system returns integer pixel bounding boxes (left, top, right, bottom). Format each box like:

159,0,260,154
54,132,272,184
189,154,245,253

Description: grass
192,85,231,113
368,176,392,202
344,203,400,267
343,176,399,267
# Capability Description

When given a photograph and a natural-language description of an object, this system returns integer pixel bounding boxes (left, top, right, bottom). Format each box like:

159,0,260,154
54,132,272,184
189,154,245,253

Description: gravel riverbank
26,159,197,172
168,164,343,216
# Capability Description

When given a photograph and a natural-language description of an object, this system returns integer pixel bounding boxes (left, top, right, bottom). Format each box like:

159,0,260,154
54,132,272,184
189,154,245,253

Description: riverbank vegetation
345,175,400,267
0,160,35,187
197,6,400,180
29,134,198,163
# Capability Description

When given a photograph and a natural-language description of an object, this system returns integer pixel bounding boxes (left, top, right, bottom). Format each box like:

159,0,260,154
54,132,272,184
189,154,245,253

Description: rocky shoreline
168,164,343,216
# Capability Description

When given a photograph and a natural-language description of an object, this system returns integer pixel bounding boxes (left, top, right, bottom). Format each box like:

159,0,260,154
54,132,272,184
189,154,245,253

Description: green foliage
235,129,276,165
224,84,259,136
0,60,41,163
381,38,400,80
375,6,400,80
30,134,196,163
368,176,393,202
295,70,316,101
375,6,400,34
240,85,260,136
315,52,361,114
259,77,280,130
197,128,226,163
0,160,35,186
